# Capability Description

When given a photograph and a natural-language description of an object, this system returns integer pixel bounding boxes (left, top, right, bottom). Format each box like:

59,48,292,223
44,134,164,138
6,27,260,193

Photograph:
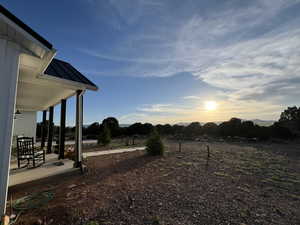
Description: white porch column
0,39,20,216
74,90,84,168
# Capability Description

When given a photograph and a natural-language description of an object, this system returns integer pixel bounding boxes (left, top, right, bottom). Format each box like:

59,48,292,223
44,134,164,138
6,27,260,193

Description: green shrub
98,126,111,146
146,130,164,156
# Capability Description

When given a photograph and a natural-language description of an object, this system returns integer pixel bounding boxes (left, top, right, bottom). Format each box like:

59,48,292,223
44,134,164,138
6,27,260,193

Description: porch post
47,106,54,154
74,90,84,168
59,99,66,159
0,40,20,216
41,110,47,149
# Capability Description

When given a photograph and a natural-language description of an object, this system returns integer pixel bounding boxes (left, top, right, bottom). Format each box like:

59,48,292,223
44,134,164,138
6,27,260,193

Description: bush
146,131,164,156
98,126,111,146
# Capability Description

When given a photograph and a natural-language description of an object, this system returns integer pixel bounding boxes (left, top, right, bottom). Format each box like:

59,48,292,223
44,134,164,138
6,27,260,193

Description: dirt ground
8,140,300,225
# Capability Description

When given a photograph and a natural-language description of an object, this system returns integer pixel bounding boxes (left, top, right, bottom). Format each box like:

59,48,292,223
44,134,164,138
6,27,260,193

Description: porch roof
45,58,98,90
0,5,98,111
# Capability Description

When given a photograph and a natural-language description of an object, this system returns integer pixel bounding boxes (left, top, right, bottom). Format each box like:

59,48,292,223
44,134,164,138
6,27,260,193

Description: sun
204,101,218,111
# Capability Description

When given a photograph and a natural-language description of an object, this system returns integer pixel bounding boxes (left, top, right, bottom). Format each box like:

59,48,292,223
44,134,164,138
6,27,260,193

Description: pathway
83,146,146,158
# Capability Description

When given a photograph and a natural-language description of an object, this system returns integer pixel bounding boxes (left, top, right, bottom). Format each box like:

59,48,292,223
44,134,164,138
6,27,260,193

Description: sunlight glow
204,101,218,111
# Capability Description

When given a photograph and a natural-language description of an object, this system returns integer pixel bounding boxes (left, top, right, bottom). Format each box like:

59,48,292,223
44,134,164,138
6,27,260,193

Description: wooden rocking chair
16,137,45,168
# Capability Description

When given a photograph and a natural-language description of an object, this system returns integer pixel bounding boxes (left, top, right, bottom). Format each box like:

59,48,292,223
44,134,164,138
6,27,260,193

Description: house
0,4,98,217
13,58,97,144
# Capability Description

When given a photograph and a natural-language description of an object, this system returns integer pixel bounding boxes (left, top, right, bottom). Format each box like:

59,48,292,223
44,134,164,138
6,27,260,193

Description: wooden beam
41,110,47,149
47,106,54,154
59,99,66,159
74,90,84,168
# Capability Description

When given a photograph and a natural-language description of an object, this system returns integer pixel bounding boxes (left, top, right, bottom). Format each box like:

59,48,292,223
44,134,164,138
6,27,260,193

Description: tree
219,118,242,137
146,130,164,156
279,106,300,122
141,123,154,135
271,122,293,139
156,124,173,135
184,122,202,138
202,122,218,136
126,122,143,136
241,121,255,137
84,122,101,139
172,124,185,136
98,125,111,146
102,117,120,137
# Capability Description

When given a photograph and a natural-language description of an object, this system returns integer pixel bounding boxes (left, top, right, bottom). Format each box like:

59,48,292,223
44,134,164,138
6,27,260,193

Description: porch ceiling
16,62,79,111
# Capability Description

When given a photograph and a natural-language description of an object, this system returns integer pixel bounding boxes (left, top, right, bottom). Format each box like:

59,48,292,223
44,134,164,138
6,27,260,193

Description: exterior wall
13,111,37,145
0,39,21,216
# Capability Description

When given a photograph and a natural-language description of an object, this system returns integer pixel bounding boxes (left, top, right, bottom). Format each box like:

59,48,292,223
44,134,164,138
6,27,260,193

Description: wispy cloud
119,113,148,122
183,96,202,100
82,0,300,122
119,99,284,124
137,104,194,115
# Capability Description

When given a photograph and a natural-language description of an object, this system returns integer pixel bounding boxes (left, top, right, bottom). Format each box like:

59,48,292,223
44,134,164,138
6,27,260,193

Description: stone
68,184,77,189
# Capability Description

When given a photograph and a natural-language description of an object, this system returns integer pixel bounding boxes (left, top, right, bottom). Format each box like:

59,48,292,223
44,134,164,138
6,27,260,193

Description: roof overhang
0,5,53,51
17,57,98,111
41,73,98,91
1,5,98,112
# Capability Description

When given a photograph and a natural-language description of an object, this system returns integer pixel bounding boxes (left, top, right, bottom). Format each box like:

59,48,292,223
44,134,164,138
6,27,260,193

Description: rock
68,184,77,189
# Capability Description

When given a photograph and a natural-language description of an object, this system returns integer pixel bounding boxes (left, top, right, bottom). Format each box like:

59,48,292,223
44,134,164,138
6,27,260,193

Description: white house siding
0,39,21,215
13,111,37,144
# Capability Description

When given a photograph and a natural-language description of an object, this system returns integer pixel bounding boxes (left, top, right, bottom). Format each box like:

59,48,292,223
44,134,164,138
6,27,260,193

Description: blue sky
2,0,300,125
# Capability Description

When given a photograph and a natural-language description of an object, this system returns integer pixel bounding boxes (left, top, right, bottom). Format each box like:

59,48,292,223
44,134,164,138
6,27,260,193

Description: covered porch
9,49,99,184
11,58,92,167
0,5,98,218
9,154,77,187
14,56,98,161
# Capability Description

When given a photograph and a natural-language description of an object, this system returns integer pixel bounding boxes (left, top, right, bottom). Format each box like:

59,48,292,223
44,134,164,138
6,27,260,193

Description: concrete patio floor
9,154,78,187
9,146,146,187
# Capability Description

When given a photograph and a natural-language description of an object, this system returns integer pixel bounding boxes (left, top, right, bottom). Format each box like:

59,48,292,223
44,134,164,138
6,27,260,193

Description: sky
2,0,300,125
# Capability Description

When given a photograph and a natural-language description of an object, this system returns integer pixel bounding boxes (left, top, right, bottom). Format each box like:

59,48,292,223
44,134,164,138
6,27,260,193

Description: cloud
137,104,193,115
85,0,166,30
174,1,300,101
82,0,300,121
183,96,202,100
118,98,284,124
119,113,148,122
83,1,300,84
79,48,183,64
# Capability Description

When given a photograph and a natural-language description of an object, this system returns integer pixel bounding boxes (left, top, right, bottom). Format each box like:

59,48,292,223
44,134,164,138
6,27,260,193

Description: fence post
206,145,210,158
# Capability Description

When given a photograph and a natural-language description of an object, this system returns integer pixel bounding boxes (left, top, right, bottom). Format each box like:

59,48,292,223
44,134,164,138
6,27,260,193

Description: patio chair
16,137,45,168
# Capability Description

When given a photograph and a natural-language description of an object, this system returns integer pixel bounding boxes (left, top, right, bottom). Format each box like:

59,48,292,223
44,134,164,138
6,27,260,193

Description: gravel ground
9,140,300,225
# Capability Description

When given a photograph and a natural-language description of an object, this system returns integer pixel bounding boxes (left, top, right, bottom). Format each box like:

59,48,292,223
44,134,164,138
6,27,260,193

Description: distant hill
176,119,275,127
176,121,224,126
251,119,275,127
120,124,132,127
85,119,275,128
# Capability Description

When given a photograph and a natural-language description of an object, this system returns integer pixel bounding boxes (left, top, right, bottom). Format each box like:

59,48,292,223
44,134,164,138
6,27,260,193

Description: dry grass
9,140,300,225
